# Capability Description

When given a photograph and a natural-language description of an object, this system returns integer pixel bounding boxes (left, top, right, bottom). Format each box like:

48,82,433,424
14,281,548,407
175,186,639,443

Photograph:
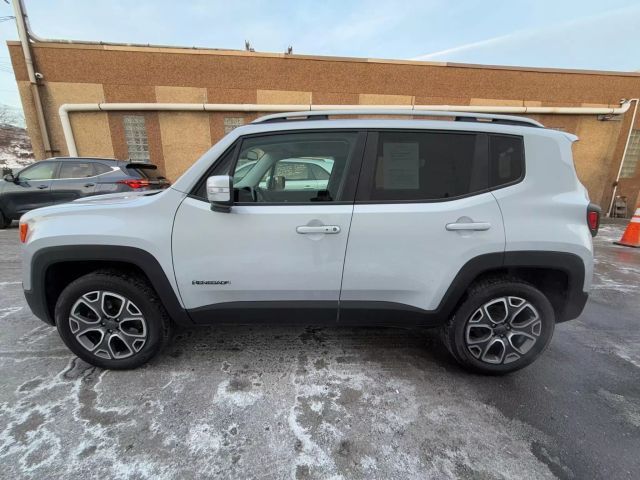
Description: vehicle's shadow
156,324,461,374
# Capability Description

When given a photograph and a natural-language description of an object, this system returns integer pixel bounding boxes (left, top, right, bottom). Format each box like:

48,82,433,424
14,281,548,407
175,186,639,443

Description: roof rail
252,109,544,128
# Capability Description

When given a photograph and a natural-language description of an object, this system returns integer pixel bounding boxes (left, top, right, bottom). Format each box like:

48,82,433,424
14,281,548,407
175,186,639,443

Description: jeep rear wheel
442,278,555,375
55,270,172,369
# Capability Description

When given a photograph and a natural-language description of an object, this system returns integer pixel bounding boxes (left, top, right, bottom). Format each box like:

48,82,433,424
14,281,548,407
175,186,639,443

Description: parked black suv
0,157,169,228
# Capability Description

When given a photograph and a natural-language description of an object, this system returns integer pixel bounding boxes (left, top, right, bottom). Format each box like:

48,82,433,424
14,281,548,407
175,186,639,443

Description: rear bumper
24,288,55,325
559,290,589,323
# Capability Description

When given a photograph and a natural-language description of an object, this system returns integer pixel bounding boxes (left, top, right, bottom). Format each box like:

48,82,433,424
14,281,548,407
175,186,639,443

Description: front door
2,161,57,217
172,130,365,324
340,130,507,324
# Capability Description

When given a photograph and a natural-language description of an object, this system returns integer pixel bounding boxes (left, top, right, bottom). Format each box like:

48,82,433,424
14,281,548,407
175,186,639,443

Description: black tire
0,210,10,229
442,277,555,375
55,270,173,369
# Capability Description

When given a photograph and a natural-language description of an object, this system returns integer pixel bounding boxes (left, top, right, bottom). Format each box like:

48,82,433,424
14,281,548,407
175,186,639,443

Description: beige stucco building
8,39,640,214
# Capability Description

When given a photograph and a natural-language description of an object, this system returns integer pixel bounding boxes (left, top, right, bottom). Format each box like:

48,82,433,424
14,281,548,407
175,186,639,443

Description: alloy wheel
464,296,542,365
68,291,147,360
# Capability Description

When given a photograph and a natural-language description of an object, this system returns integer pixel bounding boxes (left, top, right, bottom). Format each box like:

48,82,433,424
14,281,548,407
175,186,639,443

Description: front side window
366,131,487,201
233,132,358,203
58,162,95,179
19,162,56,181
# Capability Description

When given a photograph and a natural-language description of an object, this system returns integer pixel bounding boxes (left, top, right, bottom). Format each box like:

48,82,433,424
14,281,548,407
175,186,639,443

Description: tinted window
233,132,358,203
489,135,524,188
368,131,487,201
93,163,113,175
58,162,94,179
19,162,56,181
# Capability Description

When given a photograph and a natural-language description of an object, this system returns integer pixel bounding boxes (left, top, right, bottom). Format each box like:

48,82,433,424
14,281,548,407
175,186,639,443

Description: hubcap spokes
465,296,541,365
69,291,147,360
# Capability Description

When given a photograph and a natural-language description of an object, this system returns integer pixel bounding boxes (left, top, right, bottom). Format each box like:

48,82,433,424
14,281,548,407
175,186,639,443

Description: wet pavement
0,222,638,479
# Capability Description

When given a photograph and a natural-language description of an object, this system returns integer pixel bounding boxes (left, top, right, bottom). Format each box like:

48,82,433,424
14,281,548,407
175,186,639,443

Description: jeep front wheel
442,278,555,374
55,270,172,369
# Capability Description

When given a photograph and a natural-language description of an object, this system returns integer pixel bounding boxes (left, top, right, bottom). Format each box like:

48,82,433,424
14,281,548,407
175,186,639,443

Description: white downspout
607,98,639,216
13,0,52,154
58,101,633,158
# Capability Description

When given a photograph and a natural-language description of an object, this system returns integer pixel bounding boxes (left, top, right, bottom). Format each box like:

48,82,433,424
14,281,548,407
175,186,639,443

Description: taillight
19,222,28,243
117,179,151,189
587,203,601,237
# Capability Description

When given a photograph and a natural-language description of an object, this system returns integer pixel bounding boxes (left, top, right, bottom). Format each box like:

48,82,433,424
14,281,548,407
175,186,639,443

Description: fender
24,245,193,326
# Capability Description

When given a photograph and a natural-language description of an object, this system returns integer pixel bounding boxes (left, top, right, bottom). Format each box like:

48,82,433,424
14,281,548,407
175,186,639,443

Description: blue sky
0,0,639,123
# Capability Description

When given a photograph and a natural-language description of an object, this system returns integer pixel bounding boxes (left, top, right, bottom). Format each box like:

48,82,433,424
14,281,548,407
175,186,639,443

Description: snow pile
0,124,34,174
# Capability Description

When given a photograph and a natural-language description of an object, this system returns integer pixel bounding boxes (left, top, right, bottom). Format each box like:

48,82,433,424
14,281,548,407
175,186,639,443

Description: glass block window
621,129,640,178
224,117,244,134
124,115,150,163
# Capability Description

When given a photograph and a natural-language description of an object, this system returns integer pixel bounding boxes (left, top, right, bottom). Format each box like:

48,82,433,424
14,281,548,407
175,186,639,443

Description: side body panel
172,198,353,322
1,179,53,218
493,132,594,291
340,193,506,314
21,188,185,299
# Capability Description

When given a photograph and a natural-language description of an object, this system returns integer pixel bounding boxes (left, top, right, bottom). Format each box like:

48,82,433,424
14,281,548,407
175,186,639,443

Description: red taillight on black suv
117,179,151,189
587,203,601,237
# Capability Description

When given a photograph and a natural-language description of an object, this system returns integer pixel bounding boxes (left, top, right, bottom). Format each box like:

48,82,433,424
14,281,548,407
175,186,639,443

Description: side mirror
206,175,232,212
3,173,15,183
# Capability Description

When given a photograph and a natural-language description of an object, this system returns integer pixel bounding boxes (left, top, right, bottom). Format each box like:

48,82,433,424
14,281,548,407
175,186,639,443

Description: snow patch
0,307,22,320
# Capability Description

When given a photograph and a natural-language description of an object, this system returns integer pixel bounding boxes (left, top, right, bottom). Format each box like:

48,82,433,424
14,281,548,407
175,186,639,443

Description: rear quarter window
93,163,113,175
489,135,524,188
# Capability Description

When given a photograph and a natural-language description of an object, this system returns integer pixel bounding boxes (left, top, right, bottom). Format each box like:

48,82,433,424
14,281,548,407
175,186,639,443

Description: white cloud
411,4,640,70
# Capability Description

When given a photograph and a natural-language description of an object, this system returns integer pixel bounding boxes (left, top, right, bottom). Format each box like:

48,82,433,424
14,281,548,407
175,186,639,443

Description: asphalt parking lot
0,223,638,479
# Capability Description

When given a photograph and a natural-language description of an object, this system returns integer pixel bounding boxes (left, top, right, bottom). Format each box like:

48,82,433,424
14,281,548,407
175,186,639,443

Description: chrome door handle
84,183,95,188
37,185,48,189
446,222,491,231
296,225,341,234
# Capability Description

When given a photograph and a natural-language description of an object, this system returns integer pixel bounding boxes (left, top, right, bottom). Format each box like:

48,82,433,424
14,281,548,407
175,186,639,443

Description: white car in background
234,157,334,192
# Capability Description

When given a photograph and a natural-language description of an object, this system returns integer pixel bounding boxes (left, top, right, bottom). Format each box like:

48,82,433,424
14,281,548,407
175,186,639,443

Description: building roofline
7,39,640,78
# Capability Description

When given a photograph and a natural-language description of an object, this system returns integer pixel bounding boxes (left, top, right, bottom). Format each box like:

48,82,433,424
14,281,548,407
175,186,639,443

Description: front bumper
24,288,54,325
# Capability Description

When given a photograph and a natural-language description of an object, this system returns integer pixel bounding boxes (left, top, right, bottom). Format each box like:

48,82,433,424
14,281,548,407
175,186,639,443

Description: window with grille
224,117,244,134
124,115,150,163
621,129,640,178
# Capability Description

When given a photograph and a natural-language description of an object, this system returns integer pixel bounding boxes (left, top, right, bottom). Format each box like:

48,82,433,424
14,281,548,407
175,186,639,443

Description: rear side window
366,131,487,201
489,135,524,188
58,162,95,179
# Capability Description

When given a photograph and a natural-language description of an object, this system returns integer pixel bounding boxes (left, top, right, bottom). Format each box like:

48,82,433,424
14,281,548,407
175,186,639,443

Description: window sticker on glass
383,142,419,189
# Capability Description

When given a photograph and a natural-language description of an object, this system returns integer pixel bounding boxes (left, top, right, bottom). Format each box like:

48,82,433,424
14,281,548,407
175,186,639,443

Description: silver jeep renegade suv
20,110,600,374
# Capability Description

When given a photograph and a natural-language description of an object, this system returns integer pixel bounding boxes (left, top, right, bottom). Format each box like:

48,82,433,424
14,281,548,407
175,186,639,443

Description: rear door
339,129,506,323
1,161,57,217
172,130,365,323
50,161,97,204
